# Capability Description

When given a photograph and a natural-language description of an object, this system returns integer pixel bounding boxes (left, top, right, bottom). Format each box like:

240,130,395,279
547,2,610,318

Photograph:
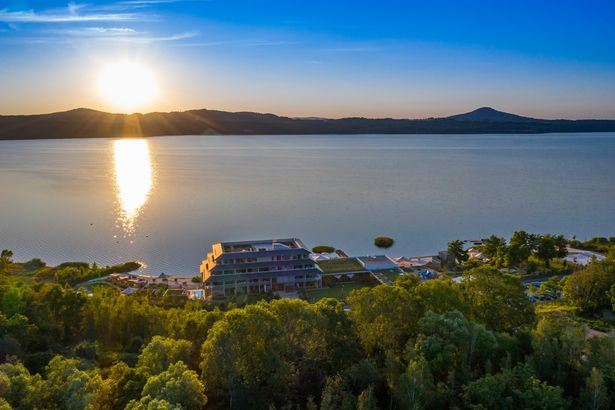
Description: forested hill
1,106,615,139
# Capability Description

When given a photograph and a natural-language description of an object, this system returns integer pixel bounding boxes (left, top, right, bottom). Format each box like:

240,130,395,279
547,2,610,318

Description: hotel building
200,238,323,298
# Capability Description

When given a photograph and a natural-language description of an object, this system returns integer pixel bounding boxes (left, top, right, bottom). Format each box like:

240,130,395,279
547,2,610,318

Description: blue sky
1,0,615,118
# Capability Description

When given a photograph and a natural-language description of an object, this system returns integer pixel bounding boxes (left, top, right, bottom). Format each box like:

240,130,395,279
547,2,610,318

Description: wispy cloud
178,39,299,47
0,3,152,23
117,31,198,43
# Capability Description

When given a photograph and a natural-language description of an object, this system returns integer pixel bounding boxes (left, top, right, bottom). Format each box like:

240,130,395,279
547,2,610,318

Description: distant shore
2,106,615,140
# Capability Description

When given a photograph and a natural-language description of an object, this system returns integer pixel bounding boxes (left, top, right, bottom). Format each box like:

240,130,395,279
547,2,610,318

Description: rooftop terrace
219,238,305,253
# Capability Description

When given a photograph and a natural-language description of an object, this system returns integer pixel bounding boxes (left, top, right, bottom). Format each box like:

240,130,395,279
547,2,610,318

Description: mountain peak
447,107,535,122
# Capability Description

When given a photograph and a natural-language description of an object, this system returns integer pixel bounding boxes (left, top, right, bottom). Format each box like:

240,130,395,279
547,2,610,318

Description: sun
97,61,158,112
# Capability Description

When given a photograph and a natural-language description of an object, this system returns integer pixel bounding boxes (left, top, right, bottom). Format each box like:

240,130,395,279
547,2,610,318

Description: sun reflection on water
113,139,153,235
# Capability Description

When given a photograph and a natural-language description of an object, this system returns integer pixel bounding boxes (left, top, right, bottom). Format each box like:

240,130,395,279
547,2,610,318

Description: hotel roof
218,238,307,253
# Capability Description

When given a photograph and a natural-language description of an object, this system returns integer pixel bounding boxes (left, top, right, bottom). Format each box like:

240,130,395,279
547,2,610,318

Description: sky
1,0,615,118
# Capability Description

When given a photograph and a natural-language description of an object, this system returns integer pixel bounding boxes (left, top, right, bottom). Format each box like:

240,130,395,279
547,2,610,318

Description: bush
374,236,394,249
312,245,335,254
23,258,46,270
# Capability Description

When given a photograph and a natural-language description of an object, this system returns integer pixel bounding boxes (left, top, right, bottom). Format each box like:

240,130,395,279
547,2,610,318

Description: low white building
565,248,606,266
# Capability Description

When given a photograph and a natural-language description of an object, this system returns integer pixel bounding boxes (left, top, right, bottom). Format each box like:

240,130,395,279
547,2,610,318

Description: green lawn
304,282,374,302
372,268,403,282
317,258,364,274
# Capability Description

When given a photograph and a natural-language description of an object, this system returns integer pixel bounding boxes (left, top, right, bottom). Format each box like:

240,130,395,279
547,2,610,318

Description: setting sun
97,61,157,112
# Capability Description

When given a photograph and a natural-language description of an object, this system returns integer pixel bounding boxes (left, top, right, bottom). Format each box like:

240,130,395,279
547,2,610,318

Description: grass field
372,268,404,282
316,258,365,274
303,281,374,302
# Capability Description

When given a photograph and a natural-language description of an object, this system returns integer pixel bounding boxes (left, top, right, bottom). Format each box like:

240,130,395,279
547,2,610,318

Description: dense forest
1,235,615,409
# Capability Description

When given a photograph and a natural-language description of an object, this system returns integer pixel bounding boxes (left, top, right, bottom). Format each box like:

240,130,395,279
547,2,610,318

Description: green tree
508,231,538,267
564,261,615,311
43,356,101,410
0,362,46,409
580,368,609,410
462,364,567,410
356,385,379,410
137,336,192,375
347,285,421,355
463,266,535,332
415,279,469,315
200,305,292,409
536,235,567,268
132,361,207,410
447,240,468,264
529,314,584,392
0,250,13,274
374,236,394,249
481,236,507,259
396,358,435,410
320,374,356,410
414,310,497,383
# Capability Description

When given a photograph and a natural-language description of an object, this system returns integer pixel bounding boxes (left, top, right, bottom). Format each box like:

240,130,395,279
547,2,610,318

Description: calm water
1,133,614,277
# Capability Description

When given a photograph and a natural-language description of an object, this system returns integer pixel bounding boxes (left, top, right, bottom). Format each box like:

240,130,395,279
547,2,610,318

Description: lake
1,133,614,277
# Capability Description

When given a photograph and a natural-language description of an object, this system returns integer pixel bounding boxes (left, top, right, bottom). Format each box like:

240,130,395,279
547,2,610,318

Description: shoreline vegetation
2,107,615,140
1,233,615,408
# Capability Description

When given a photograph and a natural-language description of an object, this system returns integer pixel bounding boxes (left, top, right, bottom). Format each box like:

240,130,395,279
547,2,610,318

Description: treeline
35,261,142,286
448,231,569,271
1,249,615,408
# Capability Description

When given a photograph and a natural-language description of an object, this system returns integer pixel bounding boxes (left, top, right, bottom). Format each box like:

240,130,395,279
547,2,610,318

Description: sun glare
97,61,157,112
113,139,153,235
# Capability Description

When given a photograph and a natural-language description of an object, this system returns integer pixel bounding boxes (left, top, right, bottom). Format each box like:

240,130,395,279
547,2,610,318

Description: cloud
177,39,299,47
88,27,137,34
0,3,151,23
44,28,198,43
115,31,198,43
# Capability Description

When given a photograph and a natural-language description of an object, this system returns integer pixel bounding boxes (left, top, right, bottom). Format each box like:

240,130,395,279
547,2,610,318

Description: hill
1,106,615,139
446,106,536,122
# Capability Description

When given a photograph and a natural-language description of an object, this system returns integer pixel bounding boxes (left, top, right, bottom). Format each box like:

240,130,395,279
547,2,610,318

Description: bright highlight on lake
1,133,614,277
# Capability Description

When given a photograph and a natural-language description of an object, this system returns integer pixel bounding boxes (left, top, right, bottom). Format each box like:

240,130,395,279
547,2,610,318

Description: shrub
374,236,394,249
312,245,335,254
24,258,46,270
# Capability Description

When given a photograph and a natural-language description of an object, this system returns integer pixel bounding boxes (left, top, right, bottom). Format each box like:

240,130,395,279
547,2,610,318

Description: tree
131,361,207,410
0,362,46,409
374,237,394,249
320,374,355,410
447,240,468,265
137,336,192,375
415,279,469,316
200,305,293,409
396,358,435,410
463,266,535,333
564,260,615,311
529,314,584,392
347,285,421,355
356,385,379,410
43,356,101,410
414,311,497,383
580,368,609,410
508,231,537,267
462,364,567,410
312,245,335,253
481,236,506,259
535,235,567,268
0,250,13,274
